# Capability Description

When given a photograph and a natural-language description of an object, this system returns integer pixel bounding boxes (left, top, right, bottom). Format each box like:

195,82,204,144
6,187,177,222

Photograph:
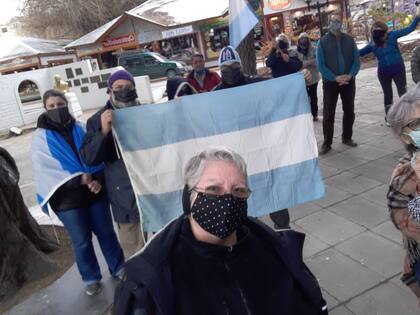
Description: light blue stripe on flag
138,158,324,232
229,0,259,48
113,73,310,152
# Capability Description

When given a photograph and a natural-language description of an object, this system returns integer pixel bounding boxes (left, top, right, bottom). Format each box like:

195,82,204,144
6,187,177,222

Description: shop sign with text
263,0,293,15
102,33,136,48
162,25,194,39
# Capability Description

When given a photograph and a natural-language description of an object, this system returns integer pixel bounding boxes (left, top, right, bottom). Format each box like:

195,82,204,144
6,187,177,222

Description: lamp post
304,0,330,36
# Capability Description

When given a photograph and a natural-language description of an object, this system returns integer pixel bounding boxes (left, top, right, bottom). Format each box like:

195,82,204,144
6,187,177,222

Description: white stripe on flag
123,113,317,196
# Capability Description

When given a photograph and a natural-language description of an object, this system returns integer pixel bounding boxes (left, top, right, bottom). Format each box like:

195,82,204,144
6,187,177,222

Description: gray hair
387,83,420,136
183,147,248,190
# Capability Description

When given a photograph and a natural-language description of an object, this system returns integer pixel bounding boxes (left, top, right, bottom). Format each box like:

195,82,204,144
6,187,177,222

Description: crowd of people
27,8,420,315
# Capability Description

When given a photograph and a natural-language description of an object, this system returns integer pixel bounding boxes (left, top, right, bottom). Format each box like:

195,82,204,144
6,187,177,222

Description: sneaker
86,282,102,296
319,144,331,155
342,139,358,147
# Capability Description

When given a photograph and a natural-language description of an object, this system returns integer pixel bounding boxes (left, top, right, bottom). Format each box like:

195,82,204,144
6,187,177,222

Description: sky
0,0,22,25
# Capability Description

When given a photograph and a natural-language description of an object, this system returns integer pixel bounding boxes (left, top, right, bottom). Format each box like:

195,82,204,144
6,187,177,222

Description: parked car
118,51,189,79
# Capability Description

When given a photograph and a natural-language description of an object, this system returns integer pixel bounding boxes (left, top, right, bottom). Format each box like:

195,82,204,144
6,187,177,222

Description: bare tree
19,0,146,39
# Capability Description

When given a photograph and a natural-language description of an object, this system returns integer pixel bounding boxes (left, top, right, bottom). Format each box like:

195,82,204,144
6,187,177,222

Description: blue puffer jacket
359,16,420,75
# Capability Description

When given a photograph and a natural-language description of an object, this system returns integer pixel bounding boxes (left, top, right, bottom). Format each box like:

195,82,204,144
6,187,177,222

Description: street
2,62,420,314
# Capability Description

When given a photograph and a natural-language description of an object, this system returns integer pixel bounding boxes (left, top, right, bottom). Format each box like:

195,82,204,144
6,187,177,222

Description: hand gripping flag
112,73,325,232
229,0,259,48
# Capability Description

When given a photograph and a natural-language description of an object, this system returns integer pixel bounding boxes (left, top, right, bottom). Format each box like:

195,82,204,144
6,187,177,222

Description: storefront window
204,26,230,59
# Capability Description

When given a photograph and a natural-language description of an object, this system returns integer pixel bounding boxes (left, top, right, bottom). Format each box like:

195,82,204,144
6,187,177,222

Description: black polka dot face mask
191,192,248,239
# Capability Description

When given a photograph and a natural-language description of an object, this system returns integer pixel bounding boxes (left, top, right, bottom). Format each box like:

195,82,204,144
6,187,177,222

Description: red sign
102,33,136,48
268,0,292,10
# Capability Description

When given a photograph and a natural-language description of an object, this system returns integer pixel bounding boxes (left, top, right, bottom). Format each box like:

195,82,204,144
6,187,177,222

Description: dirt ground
0,225,74,314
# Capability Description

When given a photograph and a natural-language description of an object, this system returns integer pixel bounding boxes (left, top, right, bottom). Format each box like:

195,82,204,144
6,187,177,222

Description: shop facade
66,0,266,68
261,0,347,42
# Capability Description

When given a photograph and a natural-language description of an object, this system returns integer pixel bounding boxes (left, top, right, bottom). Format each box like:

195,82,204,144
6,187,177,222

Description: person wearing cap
214,46,290,230
297,32,320,121
265,34,303,79
214,45,265,90
80,69,144,258
113,147,328,315
186,53,221,93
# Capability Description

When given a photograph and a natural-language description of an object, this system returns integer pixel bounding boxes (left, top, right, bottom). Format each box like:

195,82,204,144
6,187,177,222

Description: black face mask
191,192,248,239
372,30,386,44
278,41,289,50
221,67,243,85
113,87,138,103
298,40,309,54
47,107,71,125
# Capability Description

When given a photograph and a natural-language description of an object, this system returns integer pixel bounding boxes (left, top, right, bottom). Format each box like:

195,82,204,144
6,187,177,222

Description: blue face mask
195,68,205,75
406,129,420,148
329,21,342,32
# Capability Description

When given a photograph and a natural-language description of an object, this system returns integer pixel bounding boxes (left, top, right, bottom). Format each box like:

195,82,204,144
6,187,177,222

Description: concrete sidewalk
2,62,420,314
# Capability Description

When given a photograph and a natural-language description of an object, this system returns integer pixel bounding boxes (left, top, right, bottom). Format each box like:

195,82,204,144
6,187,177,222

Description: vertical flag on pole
229,0,259,48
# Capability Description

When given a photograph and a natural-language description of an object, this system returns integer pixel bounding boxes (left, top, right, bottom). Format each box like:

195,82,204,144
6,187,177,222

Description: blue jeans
57,197,125,284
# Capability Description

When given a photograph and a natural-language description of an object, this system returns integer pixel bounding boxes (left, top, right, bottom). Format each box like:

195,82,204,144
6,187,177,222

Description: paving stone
358,184,388,207
342,144,390,161
320,163,342,178
330,306,355,315
295,210,365,246
327,196,389,229
290,202,323,221
313,185,354,208
319,152,370,171
324,172,382,195
335,231,404,278
346,282,419,315
322,289,340,310
306,249,384,302
365,136,406,152
349,158,396,184
290,223,330,259
372,220,403,245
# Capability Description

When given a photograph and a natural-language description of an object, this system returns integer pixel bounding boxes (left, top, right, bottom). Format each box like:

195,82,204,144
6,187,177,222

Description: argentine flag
229,0,259,48
112,73,325,232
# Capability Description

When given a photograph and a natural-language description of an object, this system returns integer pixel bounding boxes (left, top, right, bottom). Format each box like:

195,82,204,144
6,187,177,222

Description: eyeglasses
405,118,420,131
191,185,251,200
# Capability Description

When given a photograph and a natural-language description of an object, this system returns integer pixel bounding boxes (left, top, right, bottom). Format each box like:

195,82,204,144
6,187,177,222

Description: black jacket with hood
113,216,328,315
79,101,139,223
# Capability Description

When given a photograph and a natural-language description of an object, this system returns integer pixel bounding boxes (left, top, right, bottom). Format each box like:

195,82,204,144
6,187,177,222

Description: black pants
269,209,290,229
378,70,407,115
307,82,319,118
322,79,356,146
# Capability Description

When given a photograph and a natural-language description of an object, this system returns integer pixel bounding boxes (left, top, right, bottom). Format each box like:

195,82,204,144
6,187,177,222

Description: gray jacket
297,45,320,86
411,46,420,83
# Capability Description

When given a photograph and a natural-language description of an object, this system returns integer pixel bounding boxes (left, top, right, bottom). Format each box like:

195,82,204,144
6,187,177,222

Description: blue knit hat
219,46,242,67
107,69,135,91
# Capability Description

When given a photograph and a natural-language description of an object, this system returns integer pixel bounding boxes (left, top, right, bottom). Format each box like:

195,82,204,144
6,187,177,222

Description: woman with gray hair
387,85,420,303
114,147,327,315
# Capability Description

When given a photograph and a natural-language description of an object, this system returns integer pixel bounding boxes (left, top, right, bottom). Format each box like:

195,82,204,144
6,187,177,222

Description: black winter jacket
113,216,328,315
266,49,303,78
79,102,139,223
214,74,266,91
